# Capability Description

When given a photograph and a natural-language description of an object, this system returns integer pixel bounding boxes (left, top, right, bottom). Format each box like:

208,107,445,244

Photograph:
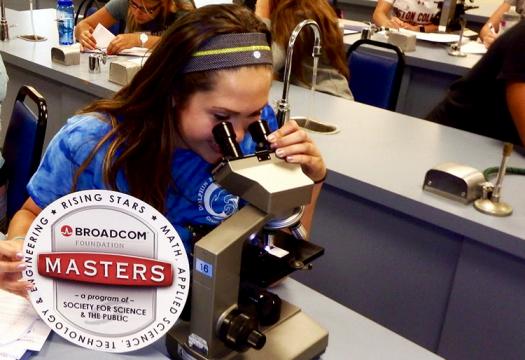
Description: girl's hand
387,17,406,29
77,26,97,50
107,34,140,55
483,31,498,48
0,237,31,298
267,120,327,183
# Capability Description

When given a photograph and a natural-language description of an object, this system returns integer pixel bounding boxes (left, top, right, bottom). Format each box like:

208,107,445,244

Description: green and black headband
183,32,272,73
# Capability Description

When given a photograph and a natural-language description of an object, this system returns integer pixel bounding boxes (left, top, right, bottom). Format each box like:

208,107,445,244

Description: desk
3,8,525,360
271,82,525,360
33,279,443,359
343,30,483,117
0,8,120,147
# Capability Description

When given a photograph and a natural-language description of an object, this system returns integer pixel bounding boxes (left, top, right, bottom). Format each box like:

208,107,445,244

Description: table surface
2,8,524,260
340,20,483,77
0,8,121,99
33,279,443,359
268,81,525,261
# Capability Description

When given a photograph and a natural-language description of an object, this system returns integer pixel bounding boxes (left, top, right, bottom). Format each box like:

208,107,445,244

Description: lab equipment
474,143,513,216
165,120,328,359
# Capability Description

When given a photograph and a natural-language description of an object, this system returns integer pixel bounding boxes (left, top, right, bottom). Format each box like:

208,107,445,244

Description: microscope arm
190,205,271,358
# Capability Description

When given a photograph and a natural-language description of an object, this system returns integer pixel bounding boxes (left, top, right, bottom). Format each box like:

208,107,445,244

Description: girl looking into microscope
0,4,326,298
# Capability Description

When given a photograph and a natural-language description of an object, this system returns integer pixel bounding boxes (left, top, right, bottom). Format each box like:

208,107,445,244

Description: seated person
75,0,194,54
373,0,439,33
479,1,524,48
427,20,525,146
255,0,353,100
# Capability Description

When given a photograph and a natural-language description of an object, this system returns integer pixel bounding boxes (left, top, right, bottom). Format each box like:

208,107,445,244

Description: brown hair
76,4,271,213
269,0,348,82
126,0,195,33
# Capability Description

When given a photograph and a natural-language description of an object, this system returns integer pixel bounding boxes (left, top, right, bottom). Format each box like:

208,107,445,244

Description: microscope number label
196,258,213,277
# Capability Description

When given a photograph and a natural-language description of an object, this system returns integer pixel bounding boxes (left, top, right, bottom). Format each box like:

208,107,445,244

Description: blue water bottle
57,0,74,45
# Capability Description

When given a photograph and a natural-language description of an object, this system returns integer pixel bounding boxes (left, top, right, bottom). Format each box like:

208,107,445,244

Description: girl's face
129,0,162,23
177,66,273,164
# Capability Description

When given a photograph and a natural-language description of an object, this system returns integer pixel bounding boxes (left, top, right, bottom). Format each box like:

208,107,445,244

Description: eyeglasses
128,0,161,15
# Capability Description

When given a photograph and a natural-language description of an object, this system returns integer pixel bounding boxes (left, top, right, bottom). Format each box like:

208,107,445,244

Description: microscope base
166,300,328,360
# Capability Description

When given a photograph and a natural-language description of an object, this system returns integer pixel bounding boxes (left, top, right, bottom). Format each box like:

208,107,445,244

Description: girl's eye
214,114,230,122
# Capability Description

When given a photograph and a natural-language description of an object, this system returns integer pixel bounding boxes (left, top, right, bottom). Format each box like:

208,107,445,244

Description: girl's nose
233,122,246,143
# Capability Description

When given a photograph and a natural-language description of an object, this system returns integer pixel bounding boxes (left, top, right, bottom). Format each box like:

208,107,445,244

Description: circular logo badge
22,190,190,352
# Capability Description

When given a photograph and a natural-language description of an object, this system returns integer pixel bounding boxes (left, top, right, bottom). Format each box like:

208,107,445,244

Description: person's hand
106,33,140,55
404,23,421,32
386,17,407,29
483,31,498,48
267,120,327,183
0,237,31,298
77,26,97,50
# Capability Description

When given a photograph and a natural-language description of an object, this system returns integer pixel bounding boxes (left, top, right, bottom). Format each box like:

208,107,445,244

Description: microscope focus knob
218,308,266,351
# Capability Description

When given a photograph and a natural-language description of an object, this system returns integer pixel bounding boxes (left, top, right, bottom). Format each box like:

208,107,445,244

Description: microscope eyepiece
212,121,244,160
248,119,272,151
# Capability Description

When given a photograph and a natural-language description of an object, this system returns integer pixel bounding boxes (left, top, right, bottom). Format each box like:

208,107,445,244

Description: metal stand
474,143,513,216
473,198,512,216
0,0,8,41
19,0,47,42
18,35,46,41
448,15,467,57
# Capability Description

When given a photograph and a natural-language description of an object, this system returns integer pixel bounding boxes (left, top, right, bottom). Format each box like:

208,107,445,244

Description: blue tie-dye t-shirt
27,105,277,252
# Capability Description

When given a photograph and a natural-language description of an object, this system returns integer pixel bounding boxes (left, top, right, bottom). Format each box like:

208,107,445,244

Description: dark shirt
427,21,525,145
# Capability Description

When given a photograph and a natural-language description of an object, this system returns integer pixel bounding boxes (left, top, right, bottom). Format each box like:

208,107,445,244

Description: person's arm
0,198,42,297
480,2,510,48
106,33,161,54
255,0,271,19
75,6,118,50
404,23,438,32
373,0,400,28
506,81,525,145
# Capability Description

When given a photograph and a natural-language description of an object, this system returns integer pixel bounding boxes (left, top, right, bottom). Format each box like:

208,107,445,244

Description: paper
398,29,460,43
0,290,37,346
344,29,359,35
339,19,368,32
0,289,51,360
460,40,487,54
92,23,115,49
194,0,232,7
119,47,150,57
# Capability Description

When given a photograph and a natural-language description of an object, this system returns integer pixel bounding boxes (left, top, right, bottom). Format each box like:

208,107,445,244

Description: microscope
166,120,328,359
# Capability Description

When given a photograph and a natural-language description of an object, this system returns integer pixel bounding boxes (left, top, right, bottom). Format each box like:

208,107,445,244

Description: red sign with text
38,252,173,287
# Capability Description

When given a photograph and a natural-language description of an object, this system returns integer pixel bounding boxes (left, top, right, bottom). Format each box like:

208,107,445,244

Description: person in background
75,0,194,54
255,0,353,100
0,4,326,298
427,20,525,146
373,0,439,32
479,0,524,48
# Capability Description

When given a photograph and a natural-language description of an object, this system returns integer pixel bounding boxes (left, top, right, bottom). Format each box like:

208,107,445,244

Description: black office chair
2,86,47,221
346,39,405,111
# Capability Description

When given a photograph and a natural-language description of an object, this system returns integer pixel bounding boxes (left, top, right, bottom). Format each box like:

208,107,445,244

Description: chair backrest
346,39,405,111
2,86,47,220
